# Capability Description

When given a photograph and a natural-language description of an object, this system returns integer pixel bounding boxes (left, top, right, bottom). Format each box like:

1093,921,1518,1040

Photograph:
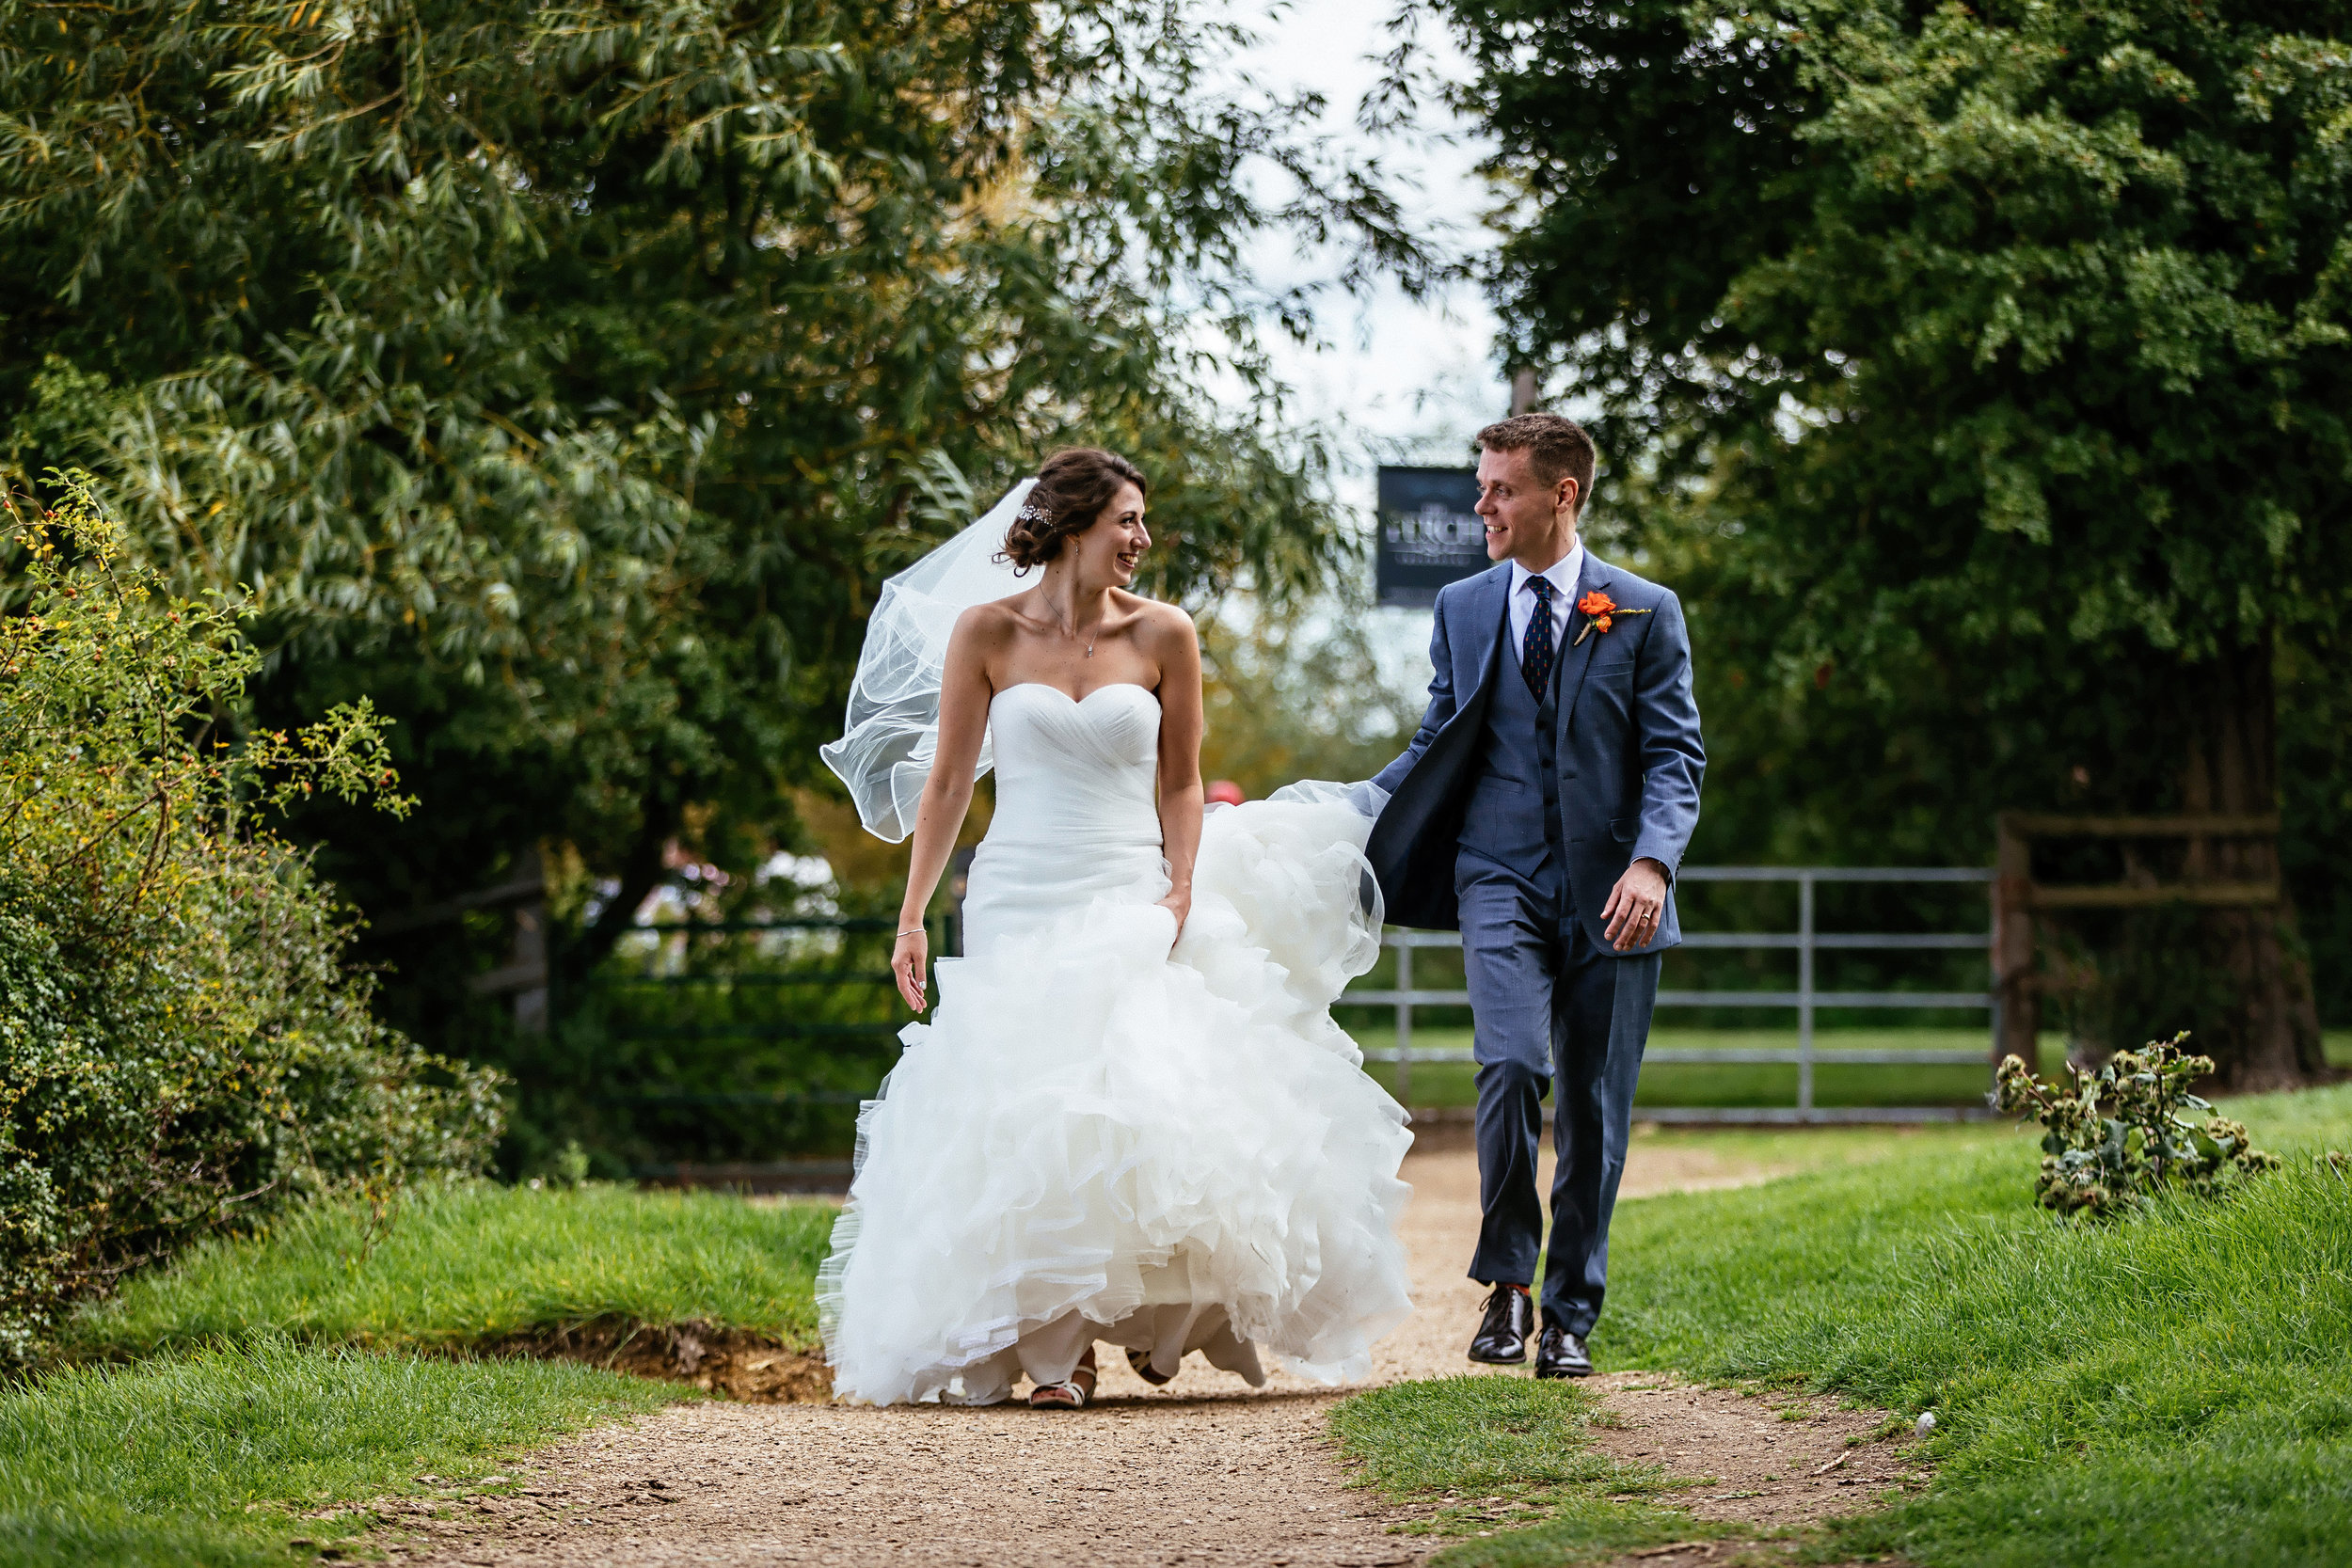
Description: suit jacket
1366,553,1705,954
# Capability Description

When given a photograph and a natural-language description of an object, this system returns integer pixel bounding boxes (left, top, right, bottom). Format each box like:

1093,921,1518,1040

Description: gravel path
373,1128,1917,1567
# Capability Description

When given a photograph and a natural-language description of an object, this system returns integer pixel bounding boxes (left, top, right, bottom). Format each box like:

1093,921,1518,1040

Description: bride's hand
1156,887,1191,940
892,927,930,1013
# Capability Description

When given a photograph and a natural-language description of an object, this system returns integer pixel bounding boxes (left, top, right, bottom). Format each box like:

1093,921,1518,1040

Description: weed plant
0,1338,670,1568
66,1183,838,1358
1993,1032,2279,1215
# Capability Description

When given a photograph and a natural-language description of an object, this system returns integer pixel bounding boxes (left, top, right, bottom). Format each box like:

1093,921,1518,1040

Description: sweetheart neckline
995,681,1160,707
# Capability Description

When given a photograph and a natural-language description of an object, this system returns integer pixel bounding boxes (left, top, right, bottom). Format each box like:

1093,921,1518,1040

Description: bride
817,448,1413,1408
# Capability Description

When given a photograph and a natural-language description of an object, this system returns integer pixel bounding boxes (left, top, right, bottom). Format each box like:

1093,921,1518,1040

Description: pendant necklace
1047,587,1095,656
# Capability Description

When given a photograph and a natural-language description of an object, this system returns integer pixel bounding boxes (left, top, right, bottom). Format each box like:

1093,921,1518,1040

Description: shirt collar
1510,541,1584,602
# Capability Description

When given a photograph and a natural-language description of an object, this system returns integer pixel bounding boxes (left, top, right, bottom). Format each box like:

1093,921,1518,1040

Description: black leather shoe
1467,1284,1534,1365
1534,1323,1592,1379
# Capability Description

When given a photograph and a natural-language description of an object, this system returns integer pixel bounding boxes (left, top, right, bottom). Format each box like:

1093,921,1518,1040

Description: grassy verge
1337,1084,2352,1568
1613,1118,2014,1178
67,1182,837,1359
1328,1377,1711,1567
0,1339,673,1568
1602,1084,2352,1568
19,1182,833,1567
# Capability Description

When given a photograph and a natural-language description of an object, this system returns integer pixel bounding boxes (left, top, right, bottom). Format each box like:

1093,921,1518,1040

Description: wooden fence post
1994,814,2038,1071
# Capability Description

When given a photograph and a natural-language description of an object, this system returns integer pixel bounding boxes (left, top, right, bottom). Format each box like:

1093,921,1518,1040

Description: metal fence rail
1347,866,1999,1124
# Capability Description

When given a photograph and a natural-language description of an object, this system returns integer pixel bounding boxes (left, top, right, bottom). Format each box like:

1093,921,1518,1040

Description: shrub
0,476,503,1361
1993,1032,2279,1218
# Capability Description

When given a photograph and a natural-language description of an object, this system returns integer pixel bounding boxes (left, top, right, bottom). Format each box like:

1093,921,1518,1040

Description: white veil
820,481,1037,842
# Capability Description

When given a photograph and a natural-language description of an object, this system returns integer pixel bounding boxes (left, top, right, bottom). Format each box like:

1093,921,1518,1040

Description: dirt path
374,1130,1917,1567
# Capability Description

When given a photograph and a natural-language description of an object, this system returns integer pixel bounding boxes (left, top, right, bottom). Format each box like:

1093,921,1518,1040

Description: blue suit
1368,553,1704,1334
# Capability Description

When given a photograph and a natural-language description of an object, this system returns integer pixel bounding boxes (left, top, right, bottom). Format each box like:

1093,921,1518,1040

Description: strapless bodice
960,683,1167,957
981,683,1163,850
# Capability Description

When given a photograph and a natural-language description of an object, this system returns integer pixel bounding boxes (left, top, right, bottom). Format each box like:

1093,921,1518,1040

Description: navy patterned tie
1522,576,1556,701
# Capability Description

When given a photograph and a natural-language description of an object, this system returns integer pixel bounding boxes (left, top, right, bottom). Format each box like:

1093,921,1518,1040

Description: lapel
1554,551,1616,734
1454,563,1514,714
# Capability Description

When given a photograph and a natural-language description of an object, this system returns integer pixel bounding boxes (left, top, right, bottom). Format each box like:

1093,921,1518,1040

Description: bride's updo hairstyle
998,448,1149,575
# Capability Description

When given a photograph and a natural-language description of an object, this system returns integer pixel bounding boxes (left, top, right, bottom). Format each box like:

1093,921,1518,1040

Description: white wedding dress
815,679,1415,1405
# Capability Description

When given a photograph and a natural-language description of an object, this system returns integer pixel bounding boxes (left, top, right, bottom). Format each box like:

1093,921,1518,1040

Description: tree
1427,0,2351,1085
0,0,1418,1053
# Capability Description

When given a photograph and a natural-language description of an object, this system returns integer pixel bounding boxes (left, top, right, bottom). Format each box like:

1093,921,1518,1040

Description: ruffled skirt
816,787,1414,1405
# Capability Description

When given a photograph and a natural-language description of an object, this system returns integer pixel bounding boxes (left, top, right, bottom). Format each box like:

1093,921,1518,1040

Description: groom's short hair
1477,414,1596,511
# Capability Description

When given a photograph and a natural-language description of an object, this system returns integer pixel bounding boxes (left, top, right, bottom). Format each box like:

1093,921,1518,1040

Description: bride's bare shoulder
1120,594,1197,644
952,597,1030,643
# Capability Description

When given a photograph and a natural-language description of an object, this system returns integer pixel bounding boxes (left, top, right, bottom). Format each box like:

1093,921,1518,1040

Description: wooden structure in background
373,846,550,1032
1991,813,2282,1068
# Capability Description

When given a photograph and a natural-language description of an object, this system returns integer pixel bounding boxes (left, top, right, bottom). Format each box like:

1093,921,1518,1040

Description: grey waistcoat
1455,593,1567,891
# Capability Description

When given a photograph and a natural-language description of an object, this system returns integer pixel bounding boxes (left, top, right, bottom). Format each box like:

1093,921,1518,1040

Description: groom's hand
1602,859,1669,951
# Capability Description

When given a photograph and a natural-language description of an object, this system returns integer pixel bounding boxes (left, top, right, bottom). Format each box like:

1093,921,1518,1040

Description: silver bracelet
896,927,925,939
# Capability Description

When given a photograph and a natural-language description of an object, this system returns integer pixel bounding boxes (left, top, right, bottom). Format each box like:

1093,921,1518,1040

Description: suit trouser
1456,849,1661,1336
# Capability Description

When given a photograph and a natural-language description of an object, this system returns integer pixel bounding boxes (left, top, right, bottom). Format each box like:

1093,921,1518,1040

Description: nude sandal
1029,1350,1098,1409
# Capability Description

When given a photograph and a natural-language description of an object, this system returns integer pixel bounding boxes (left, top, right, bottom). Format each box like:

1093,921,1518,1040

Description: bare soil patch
471,1322,831,1405
374,1134,1921,1566
1581,1374,1923,1533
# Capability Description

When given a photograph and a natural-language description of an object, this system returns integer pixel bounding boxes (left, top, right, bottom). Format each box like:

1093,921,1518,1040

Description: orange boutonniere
1572,590,1652,646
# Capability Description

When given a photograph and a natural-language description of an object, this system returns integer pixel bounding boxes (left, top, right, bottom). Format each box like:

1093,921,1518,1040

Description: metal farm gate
1348,866,2003,1124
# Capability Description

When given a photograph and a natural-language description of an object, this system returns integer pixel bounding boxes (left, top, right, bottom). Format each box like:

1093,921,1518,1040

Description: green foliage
1432,0,2352,1059
0,1339,671,1568
1994,1032,2280,1216
509,902,912,1176
1327,1377,1703,1565
1597,1085,2352,1568
1445,0,2352,658
67,1183,837,1359
0,480,501,1361
0,0,1410,1040
1199,584,1422,800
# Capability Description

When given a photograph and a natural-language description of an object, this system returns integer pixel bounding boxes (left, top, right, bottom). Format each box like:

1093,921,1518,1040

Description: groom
1367,413,1704,1377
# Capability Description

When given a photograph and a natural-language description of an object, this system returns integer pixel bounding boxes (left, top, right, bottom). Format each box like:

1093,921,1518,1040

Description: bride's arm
1152,608,1206,937
891,610,995,1012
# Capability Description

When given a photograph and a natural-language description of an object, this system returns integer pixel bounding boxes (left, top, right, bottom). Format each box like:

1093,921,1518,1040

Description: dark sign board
1375,466,1489,607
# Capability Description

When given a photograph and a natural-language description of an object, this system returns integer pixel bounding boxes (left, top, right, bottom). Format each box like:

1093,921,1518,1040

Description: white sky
1210,0,1508,475
1200,0,1507,695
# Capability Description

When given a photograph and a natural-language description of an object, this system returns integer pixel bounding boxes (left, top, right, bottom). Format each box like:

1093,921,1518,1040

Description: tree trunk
2177,629,2328,1089
567,794,677,987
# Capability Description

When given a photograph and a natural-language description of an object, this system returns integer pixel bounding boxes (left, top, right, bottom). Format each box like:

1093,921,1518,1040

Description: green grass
1359,1028,2352,1109
1616,1118,2013,1175
0,1338,673,1568
1603,1084,2352,1567
1354,1026,2050,1110
1336,1085,2352,1568
1328,1378,1710,1565
67,1182,838,1359
21,1183,830,1567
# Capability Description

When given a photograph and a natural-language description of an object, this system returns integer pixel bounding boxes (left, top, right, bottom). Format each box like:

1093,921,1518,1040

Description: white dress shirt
1505,542,1584,667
